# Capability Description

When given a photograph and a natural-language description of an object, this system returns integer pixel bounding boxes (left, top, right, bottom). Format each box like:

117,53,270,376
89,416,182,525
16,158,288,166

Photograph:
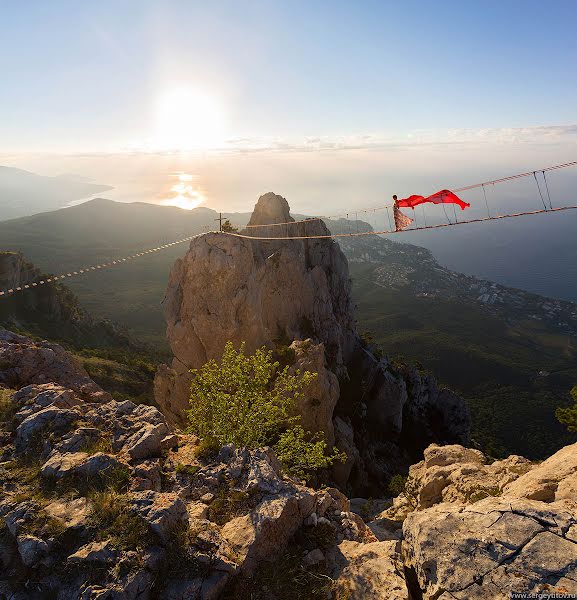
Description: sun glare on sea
153,87,226,152
160,172,205,210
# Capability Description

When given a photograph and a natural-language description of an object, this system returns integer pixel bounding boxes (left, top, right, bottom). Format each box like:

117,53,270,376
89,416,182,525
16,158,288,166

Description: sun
153,87,226,151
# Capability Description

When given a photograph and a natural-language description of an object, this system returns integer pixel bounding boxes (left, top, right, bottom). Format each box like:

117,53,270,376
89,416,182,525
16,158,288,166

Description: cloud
219,125,577,155
3,124,575,163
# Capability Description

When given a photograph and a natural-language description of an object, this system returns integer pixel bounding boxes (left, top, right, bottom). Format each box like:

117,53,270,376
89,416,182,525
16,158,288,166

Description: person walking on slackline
393,195,413,232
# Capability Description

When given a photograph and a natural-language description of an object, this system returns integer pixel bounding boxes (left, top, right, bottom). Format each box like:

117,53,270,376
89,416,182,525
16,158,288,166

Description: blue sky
2,0,576,150
1,1,576,212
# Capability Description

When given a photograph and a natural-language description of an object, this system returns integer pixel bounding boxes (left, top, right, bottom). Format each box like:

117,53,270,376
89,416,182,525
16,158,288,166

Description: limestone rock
67,540,117,564
155,194,355,424
402,497,577,599
220,495,309,574
326,539,408,600
121,421,170,461
40,451,125,480
130,491,188,543
246,191,293,227
15,406,80,452
332,416,361,488
289,339,339,447
44,497,89,529
385,443,532,520
504,441,577,502
16,534,50,567
0,329,109,402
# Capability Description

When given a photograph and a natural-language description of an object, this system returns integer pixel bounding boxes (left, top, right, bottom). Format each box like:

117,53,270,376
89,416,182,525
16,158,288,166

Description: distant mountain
0,199,223,343
0,166,113,220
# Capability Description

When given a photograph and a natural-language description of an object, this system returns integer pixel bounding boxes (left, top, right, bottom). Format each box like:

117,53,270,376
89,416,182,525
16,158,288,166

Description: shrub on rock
187,341,344,480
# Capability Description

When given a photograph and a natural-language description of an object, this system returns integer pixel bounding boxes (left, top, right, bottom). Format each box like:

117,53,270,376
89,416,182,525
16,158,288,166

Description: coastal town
337,229,577,338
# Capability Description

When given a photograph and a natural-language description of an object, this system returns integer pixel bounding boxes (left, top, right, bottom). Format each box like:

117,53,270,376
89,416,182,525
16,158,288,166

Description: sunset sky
2,0,576,213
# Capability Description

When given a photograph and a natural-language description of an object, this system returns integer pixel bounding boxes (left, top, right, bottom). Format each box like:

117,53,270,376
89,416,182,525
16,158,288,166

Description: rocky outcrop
0,336,381,598
0,252,26,292
155,222,356,424
2,333,576,599
379,442,577,599
0,254,132,350
0,330,110,402
155,192,470,493
385,443,533,520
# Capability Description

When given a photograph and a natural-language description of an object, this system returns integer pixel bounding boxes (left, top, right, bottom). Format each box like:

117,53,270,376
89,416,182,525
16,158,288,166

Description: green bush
273,425,346,482
388,474,407,497
187,341,344,480
556,386,577,432
221,219,238,233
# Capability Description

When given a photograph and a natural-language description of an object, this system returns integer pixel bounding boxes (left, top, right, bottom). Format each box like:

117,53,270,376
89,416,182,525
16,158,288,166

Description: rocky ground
1,330,577,599
1,193,576,599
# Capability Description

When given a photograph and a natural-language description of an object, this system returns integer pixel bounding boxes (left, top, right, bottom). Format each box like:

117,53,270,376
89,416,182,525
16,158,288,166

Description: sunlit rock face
246,191,293,227
155,192,470,493
155,192,356,425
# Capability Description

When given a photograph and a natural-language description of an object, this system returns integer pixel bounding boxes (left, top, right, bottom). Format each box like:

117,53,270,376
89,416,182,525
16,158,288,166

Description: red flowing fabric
397,189,470,210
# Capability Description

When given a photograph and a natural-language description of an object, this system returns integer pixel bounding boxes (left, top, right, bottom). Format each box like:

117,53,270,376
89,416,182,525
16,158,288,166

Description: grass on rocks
222,550,337,600
0,387,16,424
88,489,152,550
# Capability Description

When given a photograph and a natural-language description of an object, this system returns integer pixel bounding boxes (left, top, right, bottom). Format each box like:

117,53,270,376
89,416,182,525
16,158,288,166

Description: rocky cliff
155,193,470,494
0,252,131,349
1,332,575,599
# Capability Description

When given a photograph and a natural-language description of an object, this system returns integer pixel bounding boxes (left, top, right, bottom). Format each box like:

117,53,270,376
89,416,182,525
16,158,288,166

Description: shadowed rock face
155,192,471,493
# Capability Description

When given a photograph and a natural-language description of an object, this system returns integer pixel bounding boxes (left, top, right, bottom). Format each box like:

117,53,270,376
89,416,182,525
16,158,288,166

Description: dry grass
89,489,151,550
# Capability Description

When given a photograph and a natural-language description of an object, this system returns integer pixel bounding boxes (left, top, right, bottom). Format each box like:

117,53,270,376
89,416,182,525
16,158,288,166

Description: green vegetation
89,489,152,549
208,484,253,525
388,474,407,497
75,346,165,406
174,462,200,477
79,434,114,455
556,386,577,432
187,341,344,480
221,219,238,233
0,387,16,424
351,262,577,460
273,425,345,482
0,199,219,345
223,550,336,600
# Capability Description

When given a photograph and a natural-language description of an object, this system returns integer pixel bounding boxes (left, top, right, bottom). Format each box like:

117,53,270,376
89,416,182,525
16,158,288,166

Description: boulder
402,497,577,599
121,422,170,461
16,534,50,567
504,441,577,502
0,330,109,402
221,493,314,574
326,540,408,600
44,497,89,529
130,491,188,543
67,540,117,564
40,451,126,479
15,406,80,452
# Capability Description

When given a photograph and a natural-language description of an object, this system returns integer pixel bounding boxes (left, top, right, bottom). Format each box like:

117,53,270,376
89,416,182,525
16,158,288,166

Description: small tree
187,341,345,479
221,219,238,233
556,386,577,432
